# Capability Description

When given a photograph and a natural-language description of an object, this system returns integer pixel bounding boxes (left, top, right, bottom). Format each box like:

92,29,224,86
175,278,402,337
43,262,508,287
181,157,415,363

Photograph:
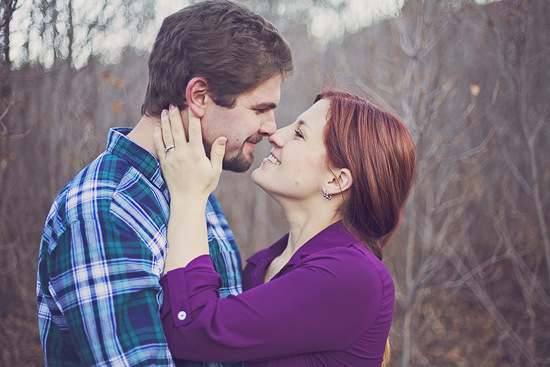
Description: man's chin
222,155,253,173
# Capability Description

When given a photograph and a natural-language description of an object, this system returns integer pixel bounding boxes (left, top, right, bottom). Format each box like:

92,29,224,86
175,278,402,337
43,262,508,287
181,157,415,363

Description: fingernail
218,138,227,146
154,127,160,133
162,110,168,116
169,104,175,110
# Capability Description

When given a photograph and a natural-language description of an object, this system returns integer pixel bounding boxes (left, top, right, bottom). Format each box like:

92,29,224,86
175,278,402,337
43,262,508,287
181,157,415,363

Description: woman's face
252,99,332,202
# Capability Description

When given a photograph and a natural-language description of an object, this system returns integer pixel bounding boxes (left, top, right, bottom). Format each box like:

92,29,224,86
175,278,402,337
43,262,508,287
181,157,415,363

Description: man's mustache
245,135,264,145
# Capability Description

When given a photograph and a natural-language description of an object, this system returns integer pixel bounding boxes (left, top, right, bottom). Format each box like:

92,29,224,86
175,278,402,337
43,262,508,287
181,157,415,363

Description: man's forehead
241,75,281,102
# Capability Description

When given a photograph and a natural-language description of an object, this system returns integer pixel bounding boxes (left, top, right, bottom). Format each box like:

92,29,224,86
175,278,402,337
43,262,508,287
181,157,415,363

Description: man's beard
222,149,254,172
204,136,261,173
222,135,263,173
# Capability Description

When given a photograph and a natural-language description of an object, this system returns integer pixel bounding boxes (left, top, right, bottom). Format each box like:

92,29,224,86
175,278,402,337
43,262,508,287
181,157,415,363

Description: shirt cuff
160,255,222,327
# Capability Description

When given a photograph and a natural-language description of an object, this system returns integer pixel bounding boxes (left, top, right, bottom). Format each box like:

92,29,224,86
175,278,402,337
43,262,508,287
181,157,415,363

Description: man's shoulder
42,147,169,255
49,150,149,225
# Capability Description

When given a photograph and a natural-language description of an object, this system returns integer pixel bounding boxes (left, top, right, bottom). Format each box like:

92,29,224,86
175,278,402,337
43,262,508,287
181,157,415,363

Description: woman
153,91,416,366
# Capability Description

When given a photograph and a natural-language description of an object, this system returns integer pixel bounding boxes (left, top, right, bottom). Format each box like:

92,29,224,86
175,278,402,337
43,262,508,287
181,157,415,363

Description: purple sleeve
161,249,385,363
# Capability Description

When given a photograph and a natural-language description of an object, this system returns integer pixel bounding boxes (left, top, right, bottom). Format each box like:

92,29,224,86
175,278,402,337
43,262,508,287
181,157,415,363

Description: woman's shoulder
296,243,394,329
301,242,394,294
307,241,385,267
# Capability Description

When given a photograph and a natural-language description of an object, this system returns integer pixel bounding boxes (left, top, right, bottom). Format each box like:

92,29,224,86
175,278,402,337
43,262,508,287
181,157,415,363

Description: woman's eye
294,129,304,138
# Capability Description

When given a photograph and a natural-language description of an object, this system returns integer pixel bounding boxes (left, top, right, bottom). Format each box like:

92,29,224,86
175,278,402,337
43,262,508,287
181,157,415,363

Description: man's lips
246,136,264,145
243,137,263,152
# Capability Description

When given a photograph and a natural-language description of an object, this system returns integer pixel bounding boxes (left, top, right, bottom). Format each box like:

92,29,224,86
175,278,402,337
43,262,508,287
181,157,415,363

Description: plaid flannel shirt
37,128,243,367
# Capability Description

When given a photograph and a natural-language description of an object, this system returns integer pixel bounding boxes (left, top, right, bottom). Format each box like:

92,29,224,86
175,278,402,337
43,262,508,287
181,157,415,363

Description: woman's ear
185,77,209,118
325,168,353,196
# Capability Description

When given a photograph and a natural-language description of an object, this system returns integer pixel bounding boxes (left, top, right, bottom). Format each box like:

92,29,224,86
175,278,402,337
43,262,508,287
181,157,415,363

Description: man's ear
325,168,353,196
185,77,209,118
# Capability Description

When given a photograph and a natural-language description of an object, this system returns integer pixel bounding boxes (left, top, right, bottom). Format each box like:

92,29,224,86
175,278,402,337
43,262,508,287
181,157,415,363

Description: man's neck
127,115,162,159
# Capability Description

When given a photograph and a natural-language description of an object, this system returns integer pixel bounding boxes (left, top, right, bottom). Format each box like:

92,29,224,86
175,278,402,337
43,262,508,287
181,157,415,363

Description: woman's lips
266,153,281,165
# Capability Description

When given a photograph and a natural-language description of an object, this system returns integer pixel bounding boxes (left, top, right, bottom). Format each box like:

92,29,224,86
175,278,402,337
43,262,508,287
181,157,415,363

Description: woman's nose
268,129,285,147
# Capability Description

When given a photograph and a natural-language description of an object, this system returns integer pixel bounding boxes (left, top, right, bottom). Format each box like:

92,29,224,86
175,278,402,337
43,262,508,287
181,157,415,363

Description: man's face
201,76,281,172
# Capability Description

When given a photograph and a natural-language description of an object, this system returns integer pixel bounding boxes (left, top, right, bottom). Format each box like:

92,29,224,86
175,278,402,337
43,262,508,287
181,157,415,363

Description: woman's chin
251,168,265,187
250,166,261,183
251,169,274,196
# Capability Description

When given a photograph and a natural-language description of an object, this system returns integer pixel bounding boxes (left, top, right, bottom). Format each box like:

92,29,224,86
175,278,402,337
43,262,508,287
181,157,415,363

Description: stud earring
323,190,332,200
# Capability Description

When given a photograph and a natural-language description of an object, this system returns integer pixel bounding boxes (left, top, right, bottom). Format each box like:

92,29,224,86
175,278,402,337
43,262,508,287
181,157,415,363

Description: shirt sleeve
47,218,174,366
161,249,384,363
205,195,243,298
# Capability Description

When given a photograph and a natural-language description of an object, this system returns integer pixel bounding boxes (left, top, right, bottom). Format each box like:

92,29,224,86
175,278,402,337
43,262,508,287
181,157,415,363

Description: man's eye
256,109,266,114
294,129,304,138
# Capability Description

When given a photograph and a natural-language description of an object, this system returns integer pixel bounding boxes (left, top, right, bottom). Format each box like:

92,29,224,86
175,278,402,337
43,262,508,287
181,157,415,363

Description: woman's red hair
316,91,416,259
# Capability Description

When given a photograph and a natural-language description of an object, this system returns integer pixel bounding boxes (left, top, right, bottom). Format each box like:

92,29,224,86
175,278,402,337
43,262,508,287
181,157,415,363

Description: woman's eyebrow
298,119,310,130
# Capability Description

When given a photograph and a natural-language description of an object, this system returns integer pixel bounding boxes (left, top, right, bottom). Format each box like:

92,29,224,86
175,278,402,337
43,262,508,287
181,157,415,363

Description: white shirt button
177,311,187,321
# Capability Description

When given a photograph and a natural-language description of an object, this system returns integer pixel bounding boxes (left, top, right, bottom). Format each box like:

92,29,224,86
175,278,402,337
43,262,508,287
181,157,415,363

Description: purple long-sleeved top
161,221,394,366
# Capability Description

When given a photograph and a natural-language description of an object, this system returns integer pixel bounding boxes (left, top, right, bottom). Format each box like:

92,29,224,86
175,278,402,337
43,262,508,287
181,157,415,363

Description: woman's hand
155,105,226,272
154,104,227,203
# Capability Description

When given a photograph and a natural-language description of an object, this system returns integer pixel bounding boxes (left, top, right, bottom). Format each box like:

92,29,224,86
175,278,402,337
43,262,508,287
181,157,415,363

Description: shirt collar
246,221,360,283
285,221,359,267
246,233,288,267
106,128,166,192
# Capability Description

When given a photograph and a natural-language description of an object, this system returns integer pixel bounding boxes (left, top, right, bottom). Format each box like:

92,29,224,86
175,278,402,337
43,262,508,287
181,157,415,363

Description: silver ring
164,145,175,153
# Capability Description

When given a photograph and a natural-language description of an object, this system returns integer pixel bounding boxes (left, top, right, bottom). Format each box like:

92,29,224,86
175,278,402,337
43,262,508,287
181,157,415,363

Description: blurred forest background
1,0,549,365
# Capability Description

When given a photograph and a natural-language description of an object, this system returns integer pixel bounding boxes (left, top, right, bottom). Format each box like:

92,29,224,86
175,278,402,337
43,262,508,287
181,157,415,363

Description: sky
10,0,404,68
152,0,405,41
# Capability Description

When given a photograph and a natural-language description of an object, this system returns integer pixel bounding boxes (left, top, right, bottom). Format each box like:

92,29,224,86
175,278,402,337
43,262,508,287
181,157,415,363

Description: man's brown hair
141,0,293,117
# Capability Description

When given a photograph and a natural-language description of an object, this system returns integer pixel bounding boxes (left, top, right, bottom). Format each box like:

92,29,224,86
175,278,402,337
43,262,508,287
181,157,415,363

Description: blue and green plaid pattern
37,128,243,367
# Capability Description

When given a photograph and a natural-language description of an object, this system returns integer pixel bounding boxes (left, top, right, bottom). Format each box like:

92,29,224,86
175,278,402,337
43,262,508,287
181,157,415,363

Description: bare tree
320,0,550,365
1,0,549,365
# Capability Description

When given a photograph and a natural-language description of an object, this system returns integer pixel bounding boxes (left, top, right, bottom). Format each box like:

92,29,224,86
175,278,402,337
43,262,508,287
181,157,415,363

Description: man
36,1,293,366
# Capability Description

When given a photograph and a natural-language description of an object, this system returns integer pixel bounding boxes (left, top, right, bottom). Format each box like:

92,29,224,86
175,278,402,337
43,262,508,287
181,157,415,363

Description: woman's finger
153,126,166,163
169,104,188,148
187,103,203,151
210,136,227,177
161,109,175,150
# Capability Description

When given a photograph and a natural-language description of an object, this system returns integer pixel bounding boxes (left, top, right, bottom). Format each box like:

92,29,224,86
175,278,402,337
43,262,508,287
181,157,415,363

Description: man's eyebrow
253,102,278,110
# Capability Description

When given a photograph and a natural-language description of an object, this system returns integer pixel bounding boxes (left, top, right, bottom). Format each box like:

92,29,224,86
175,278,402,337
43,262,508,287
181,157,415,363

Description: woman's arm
161,246,389,363
153,104,227,272
154,108,391,363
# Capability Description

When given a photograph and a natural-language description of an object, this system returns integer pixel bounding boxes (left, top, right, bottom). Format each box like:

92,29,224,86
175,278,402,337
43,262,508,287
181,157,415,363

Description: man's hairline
215,72,284,110
141,72,285,118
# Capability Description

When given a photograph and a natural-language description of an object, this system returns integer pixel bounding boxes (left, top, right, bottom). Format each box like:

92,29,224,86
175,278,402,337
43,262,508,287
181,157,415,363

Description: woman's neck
263,199,341,283
280,195,343,258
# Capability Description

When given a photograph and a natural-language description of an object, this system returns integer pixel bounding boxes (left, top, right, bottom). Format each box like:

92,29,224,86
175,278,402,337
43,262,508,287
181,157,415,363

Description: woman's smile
265,152,281,165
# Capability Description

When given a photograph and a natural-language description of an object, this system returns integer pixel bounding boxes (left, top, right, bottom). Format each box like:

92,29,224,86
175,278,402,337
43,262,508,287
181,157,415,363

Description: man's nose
259,111,276,136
